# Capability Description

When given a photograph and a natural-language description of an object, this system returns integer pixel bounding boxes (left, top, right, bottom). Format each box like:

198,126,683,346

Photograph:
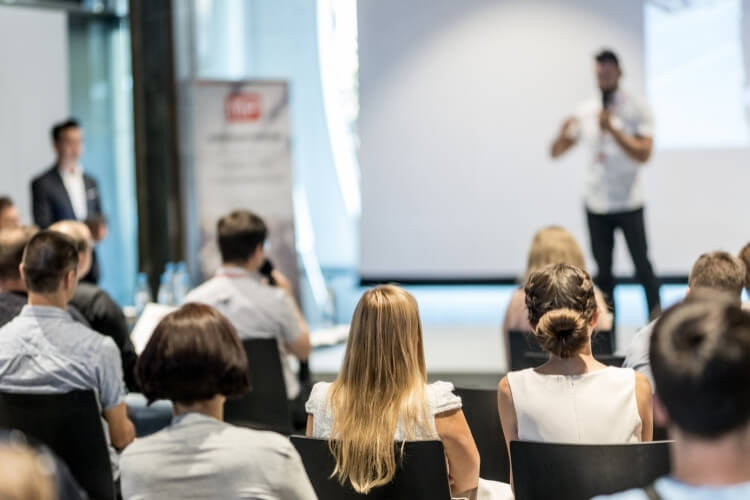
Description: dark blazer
31,165,102,229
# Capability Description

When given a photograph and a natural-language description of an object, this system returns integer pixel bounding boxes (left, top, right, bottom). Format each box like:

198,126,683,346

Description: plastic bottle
134,272,152,316
157,272,174,306
172,261,191,305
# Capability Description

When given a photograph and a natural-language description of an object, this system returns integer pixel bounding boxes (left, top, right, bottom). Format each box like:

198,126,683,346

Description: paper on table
310,324,349,348
130,303,176,354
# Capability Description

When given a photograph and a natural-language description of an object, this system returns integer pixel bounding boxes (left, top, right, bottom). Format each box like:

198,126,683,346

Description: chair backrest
510,440,672,500
290,437,452,500
223,337,292,435
510,329,616,371
454,387,510,483
0,390,115,500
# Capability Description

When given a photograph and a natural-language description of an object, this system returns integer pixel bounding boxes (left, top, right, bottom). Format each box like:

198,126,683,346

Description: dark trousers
586,207,661,320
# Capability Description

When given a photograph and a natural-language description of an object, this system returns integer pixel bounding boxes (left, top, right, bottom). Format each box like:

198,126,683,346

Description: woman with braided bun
497,263,653,475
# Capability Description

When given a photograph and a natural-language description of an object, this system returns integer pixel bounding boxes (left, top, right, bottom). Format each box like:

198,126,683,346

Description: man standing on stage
550,49,661,320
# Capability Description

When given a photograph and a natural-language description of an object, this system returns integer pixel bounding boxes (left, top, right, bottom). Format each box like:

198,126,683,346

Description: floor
308,274,692,388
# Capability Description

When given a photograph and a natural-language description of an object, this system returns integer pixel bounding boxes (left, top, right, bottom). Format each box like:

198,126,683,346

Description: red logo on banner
225,93,261,122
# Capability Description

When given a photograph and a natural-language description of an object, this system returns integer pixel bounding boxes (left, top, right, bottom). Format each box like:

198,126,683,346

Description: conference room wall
0,6,68,227
358,0,750,280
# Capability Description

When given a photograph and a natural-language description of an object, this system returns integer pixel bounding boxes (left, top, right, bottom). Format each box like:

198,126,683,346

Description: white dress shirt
59,164,88,220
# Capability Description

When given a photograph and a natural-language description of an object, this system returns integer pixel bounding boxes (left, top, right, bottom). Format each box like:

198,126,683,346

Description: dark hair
21,231,78,293
51,118,80,143
650,293,750,438
136,303,250,405
524,263,598,358
595,49,620,68
217,210,267,263
738,243,750,293
0,197,13,213
689,251,745,300
0,227,37,281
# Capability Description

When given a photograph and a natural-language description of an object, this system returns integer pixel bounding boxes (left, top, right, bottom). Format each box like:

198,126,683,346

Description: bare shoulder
634,371,652,395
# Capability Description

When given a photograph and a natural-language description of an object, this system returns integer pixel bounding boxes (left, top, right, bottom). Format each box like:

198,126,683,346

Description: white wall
358,0,750,279
0,6,68,222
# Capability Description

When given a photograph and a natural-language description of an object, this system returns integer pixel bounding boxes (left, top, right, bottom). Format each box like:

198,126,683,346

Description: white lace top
305,380,462,440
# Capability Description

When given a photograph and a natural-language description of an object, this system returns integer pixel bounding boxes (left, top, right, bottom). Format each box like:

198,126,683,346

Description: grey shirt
185,266,303,399
120,413,317,500
622,320,657,389
0,305,127,475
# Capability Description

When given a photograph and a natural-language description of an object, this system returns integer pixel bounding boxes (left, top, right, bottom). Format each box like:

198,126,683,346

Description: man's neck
173,396,224,420
222,261,259,274
671,427,750,486
27,292,67,310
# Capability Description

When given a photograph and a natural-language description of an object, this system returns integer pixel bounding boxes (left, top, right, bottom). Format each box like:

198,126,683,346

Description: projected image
645,0,750,149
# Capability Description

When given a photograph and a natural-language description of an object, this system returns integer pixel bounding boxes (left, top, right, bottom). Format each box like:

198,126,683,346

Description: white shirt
185,266,303,399
594,476,750,500
571,90,654,214
59,164,88,220
506,366,642,443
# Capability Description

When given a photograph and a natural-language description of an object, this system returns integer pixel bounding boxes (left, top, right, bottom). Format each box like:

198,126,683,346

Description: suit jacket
31,165,102,229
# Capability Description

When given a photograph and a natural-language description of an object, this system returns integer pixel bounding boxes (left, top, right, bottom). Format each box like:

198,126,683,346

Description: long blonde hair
523,226,586,283
328,285,429,493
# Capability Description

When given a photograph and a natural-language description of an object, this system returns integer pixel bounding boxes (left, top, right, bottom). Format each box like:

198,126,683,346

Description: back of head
49,220,93,278
739,243,750,294
0,443,55,500
137,303,250,404
217,210,267,264
650,292,750,438
524,263,597,358
21,230,78,294
524,226,586,282
330,285,428,493
0,227,37,283
688,251,746,301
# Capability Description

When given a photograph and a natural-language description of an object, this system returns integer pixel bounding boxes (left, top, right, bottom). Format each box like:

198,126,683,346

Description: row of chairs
291,437,672,500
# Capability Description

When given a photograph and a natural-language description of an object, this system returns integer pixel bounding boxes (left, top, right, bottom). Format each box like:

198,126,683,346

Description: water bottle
157,271,174,306
172,261,191,305
134,272,152,316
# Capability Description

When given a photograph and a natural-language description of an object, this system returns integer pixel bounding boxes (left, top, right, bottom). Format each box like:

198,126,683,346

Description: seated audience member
0,230,134,475
50,220,139,391
502,226,612,367
739,242,750,309
0,196,21,230
185,210,311,426
0,227,88,327
595,294,750,499
120,303,317,500
624,251,746,387
305,285,510,499
498,263,653,452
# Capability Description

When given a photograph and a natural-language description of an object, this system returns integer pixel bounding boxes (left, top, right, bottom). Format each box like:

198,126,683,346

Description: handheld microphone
601,88,614,110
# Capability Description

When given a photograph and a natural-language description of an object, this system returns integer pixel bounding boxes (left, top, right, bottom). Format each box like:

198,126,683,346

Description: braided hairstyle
524,263,598,358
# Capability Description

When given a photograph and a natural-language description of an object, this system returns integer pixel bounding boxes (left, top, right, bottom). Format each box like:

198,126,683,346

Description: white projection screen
0,6,69,224
358,0,750,280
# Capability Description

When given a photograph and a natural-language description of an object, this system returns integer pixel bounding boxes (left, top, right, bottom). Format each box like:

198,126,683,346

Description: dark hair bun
535,308,589,358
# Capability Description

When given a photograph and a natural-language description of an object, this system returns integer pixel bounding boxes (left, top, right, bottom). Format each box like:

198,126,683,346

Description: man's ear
63,267,77,291
653,393,670,428
18,263,25,283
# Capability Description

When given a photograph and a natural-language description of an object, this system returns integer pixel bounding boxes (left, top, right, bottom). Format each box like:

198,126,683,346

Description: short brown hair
524,263,598,358
0,227,37,281
688,251,745,300
136,303,250,404
21,231,78,293
217,210,267,263
0,197,13,213
739,243,750,293
651,292,750,437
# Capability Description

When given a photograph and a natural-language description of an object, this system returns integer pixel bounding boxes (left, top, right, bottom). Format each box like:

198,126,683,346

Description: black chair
224,338,293,435
510,440,672,500
290,437,452,500
510,329,616,370
0,390,115,500
454,387,510,483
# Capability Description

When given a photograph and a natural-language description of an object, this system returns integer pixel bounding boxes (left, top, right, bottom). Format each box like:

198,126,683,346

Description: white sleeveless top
506,366,642,443
305,380,462,440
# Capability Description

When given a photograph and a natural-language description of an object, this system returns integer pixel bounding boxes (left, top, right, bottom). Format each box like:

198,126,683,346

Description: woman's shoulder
305,381,333,414
426,380,462,414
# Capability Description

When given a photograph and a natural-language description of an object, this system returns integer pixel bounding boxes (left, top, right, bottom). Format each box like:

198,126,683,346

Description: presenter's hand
599,110,613,132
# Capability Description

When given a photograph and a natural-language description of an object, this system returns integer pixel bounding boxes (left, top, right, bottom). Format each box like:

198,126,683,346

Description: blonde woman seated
502,227,613,368
306,285,510,499
498,263,652,452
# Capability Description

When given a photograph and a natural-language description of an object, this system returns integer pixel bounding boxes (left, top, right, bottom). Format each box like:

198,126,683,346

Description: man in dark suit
31,119,106,283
